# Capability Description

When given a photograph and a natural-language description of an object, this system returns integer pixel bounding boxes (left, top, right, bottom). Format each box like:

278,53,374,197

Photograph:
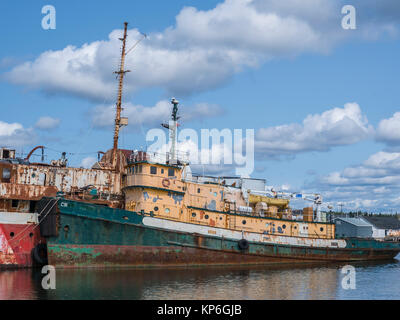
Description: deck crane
267,189,323,222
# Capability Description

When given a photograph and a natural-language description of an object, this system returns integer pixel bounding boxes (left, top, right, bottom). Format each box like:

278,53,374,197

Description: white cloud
35,116,60,130
313,150,400,212
0,121,35,147
376,112,400,145
80,156,97,169
5,0,397,100
91,100,223,129
255,103,373,157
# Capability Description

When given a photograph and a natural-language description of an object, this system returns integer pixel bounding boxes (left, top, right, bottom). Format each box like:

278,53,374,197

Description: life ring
32,243,48,266
238,239,249,251
162,178,170,188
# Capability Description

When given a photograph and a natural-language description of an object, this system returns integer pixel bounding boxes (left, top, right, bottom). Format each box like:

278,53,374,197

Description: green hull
46,199,400,268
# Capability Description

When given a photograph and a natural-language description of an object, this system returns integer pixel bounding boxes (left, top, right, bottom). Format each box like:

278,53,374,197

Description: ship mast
112,22,130,170
162,98,180,164
170,98,179,164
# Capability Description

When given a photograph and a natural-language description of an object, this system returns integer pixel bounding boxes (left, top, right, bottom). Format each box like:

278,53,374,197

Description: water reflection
1,257,399,300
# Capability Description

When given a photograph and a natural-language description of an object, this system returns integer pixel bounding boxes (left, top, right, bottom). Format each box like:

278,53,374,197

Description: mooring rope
8,198,60,244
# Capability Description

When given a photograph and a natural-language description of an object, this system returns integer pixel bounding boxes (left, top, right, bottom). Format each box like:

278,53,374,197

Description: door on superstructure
298,223,308,237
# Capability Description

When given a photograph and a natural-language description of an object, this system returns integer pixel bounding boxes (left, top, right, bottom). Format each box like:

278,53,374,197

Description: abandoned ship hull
46,199,400,268
0,213,44,269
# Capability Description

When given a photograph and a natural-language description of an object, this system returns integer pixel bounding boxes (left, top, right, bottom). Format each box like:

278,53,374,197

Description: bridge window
150,166,157,174
11,199,19,208
161,169,164,174
2,168,11,182
168,168,175,177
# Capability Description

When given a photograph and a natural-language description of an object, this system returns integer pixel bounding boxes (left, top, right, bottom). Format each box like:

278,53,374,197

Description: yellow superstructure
122,161,335,240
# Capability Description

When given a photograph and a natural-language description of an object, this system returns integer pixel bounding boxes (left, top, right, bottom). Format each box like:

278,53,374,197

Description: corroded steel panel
0,183,57,200
14,165,121,194
0,222,43,268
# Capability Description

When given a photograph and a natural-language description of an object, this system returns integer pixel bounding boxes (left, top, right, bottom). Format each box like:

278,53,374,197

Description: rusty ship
3,22,400,269
0,145,127,268
32,23,400,268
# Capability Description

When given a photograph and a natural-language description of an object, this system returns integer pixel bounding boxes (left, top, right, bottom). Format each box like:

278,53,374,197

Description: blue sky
1,0,400,212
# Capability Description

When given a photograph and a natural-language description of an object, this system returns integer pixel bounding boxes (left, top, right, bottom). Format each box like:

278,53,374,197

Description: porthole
64,225,70,232
192,212,196,217
165,208,170,214
219,217,223,220
282,224,286,229
242,220,246,225
320,227,324,232
154,206,159,211
205,215,209,219
10,232,14,237
123,216,129,220
29,232,34,238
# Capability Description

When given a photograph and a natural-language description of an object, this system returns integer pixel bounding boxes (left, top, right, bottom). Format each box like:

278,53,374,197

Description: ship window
131,166,134,174
192,213,196,217
2,168,11,182
10,232,14,237
168,168,175,177
137,165,142,173
282,224,286,229
242,220,246,225
320,227,324,232
154,206,159,211
11,199,19,208
161,169,164,174
205,215,209,219
150,166,157,174
197,188,201,193
29,201,37,212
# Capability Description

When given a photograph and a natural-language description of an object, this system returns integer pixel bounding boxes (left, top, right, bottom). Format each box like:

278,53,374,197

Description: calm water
1,256,399,300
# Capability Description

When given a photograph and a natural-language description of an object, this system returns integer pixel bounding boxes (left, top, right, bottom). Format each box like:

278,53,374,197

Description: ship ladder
228,214,236,230
326,224,333,239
